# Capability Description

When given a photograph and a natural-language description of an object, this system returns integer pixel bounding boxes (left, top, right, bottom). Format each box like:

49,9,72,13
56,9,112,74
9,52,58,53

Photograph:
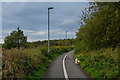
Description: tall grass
2,46,73,79
75,47,119,79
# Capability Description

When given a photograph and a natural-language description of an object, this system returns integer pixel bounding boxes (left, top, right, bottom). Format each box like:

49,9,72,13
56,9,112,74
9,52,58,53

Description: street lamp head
48,7,54,10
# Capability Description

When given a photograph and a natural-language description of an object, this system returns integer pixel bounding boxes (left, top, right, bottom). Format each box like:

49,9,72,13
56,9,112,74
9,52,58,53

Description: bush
2,46,74,79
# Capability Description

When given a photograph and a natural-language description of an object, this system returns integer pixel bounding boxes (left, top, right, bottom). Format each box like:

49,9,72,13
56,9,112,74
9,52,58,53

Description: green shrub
2,46,74,79
75,47,118,79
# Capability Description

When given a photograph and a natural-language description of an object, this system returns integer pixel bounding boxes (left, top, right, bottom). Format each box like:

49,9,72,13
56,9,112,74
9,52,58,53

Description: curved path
41,50,91,80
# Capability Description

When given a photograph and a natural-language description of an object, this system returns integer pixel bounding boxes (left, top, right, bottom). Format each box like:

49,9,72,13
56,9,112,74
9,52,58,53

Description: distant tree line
2,26,74,49
26,39,74,48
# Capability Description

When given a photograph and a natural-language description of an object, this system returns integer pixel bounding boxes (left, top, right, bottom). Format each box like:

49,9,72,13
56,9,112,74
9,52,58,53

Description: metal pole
48,7,53,53
48,9,50,53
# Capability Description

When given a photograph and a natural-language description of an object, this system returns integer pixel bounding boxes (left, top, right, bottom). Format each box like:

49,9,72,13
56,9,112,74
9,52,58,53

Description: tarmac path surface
42,50,91,80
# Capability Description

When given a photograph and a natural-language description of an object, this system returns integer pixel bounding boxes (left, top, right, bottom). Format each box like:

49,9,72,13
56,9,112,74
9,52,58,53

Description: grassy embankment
2,46,73,79
74,47,119,79
74,2,119,79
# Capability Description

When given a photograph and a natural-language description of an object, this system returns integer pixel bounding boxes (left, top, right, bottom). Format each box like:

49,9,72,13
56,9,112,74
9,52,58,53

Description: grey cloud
2,2,89,43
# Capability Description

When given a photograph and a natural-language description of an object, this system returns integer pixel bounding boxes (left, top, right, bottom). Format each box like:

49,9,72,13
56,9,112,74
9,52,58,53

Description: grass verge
74,47,119,79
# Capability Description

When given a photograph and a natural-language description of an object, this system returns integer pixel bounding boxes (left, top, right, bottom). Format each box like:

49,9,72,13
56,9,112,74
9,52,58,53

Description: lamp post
48,7,54,53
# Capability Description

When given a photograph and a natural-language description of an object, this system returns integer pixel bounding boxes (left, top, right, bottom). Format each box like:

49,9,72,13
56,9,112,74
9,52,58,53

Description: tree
75,2,120,52
4,26,27,49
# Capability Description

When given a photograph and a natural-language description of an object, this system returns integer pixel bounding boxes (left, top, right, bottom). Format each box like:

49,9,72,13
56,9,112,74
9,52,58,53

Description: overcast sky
1,2,90,43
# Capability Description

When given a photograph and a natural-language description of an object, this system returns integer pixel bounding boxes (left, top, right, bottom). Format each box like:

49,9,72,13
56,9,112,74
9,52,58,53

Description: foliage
3,26,27,49
2,46,73,79
75,47,119,79
75,2,120,53
26,39,75,48
74,2,120,79
2,26,74,79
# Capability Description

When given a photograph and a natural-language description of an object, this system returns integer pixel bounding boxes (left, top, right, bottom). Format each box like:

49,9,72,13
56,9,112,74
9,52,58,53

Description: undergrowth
2,46,73,79
74,47,119,79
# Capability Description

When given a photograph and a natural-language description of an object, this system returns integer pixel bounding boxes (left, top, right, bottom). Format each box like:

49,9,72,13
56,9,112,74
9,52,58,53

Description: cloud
2,29,15,35
2,0,89,2
23,30,35,33
32,31,47,36
2,2,89,43
27,37,40,42
0,38,4,44
59,18,76,26
0,2,2,39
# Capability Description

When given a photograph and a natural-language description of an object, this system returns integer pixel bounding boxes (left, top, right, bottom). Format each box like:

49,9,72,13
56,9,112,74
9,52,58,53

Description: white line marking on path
63,51,71,80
